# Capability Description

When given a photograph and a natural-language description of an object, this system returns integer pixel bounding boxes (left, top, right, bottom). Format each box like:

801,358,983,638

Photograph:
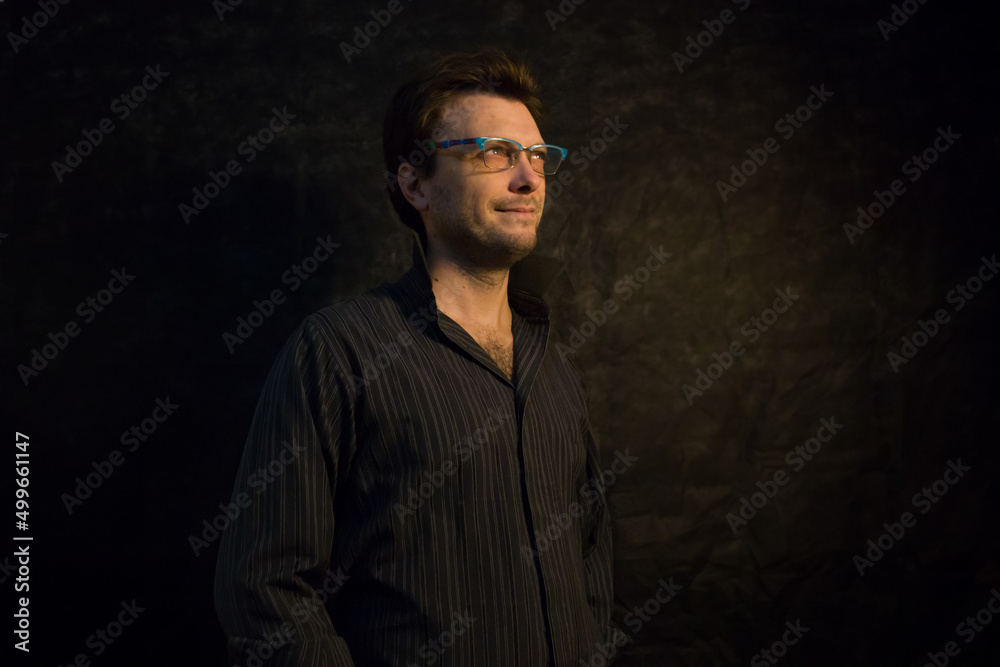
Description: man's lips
496,207,536,213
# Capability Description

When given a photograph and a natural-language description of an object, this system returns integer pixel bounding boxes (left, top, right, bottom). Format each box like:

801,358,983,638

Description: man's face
413,93,547,270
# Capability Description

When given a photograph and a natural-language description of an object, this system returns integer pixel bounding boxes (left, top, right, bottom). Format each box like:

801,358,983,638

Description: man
214,49,628,666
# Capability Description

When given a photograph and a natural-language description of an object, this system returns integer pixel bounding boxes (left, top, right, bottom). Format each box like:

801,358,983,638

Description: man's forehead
438,93,542,143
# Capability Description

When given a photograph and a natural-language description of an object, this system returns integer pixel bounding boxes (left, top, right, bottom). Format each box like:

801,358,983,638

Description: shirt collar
398,228,569,323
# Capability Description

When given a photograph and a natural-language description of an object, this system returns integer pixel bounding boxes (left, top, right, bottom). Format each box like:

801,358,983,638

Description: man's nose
509,151,543,191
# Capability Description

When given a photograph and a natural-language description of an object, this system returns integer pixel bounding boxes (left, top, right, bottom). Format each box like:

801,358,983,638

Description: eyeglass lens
482,139,562,175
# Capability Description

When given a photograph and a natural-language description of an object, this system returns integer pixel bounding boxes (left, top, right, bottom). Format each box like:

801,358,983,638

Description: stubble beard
429,187,539,273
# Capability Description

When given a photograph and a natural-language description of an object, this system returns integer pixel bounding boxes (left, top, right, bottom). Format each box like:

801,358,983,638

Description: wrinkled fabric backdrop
4,0,998,665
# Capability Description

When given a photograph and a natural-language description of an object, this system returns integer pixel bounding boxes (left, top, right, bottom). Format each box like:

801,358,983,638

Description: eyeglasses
432,137,568,175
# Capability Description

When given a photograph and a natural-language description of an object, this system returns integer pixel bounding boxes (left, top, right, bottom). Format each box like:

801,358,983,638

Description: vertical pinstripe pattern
214,230,625,666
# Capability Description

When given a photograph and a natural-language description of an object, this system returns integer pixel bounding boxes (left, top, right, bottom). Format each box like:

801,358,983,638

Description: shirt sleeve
581,408,633,662
213,314,359,667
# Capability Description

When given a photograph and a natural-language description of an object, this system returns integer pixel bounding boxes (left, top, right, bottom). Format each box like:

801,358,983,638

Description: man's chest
468,326,514,379
343,341,587,509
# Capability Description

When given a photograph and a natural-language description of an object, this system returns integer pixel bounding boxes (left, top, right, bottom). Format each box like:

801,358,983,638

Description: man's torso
304,272,605,665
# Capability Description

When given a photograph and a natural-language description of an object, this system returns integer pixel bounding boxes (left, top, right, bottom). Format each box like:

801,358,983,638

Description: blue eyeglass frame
432,137,569,174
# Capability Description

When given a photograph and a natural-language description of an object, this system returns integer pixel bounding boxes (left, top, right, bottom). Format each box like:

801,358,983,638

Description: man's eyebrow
495,137,549,146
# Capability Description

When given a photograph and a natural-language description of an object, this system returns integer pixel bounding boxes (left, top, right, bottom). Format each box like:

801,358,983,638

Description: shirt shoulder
283,276,423,383
298,278,405,341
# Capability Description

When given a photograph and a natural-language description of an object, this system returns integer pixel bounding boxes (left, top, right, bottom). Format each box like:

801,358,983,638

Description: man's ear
398,162,428,212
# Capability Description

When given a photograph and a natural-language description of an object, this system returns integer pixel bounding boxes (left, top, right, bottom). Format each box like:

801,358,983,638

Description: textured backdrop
4,0,999,665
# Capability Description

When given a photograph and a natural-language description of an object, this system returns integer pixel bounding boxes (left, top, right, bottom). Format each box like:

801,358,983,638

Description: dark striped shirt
214,229,626,666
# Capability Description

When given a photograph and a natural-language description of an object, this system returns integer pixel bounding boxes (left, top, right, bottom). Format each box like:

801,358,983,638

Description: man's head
383,50,551,270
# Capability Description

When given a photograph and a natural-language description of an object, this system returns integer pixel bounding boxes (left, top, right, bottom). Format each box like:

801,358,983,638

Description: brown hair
382,49,544,249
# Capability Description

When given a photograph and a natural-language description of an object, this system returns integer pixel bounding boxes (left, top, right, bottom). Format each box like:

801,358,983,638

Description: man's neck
426,245,514,332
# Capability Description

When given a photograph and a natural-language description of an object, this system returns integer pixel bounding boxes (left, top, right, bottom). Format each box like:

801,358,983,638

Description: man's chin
494,213,539,245
472,230,537,270
433,214,539,270
480,239,535,270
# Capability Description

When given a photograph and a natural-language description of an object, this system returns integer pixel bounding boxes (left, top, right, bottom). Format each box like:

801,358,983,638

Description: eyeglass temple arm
433,139,482,149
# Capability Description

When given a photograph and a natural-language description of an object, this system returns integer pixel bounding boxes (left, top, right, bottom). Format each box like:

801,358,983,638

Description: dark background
3,0,998,665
